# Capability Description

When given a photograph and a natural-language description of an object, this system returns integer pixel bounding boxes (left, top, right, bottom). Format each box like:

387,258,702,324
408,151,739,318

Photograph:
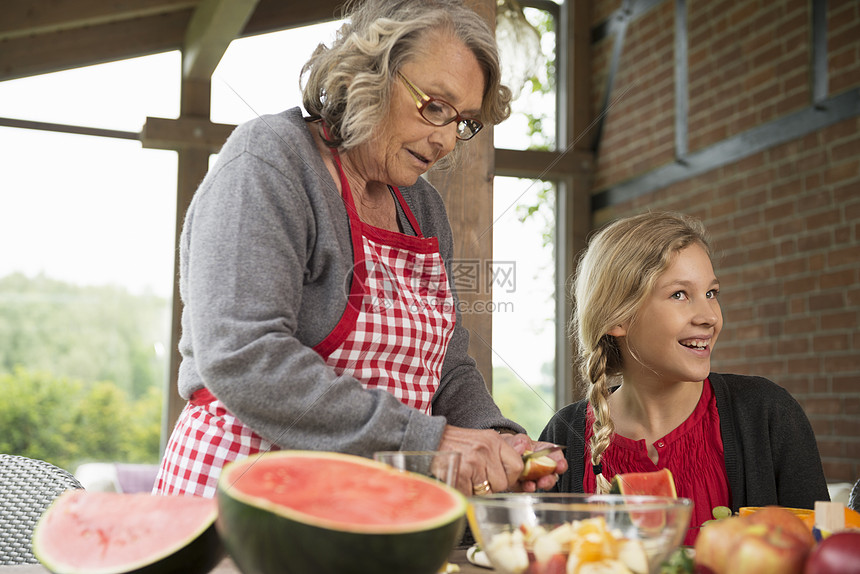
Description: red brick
813,333,850,352
784,316,817,334
810,252,826,271
826,354,860,373
764,201,796,223
774,257,806,277
804,397,844,414
832,376,860,394
816,438,845,457
828,245,860,267
741,264,773,282
845,441,860,459
820,269,856,289
783,276,816,295
834,417,860,437
778,337,809,354
834,181,860,204
798,231,832,252
809,292,846,311
806,208,841,230
822,461,855,483
844,397,860,416
809,418,833,435
821,311,859,330
831,139,860,163
827,160,860,184
786,356,823,373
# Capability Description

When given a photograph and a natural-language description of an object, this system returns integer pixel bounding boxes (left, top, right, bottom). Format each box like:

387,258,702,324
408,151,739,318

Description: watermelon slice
609,469,678,531
609,468,677,498
216,450,467,574
32,491,223,574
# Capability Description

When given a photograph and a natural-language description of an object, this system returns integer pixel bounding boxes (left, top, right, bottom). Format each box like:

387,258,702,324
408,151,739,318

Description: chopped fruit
520,453,558,481
485,516,650,574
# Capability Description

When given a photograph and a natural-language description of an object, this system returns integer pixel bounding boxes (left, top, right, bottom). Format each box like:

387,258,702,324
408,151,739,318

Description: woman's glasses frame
397,71,483,141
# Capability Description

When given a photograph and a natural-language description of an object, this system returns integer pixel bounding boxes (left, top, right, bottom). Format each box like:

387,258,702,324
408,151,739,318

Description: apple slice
520,453,557,481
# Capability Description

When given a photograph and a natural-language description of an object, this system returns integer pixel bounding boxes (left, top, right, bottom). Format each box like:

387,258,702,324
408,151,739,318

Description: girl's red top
583,379,731,545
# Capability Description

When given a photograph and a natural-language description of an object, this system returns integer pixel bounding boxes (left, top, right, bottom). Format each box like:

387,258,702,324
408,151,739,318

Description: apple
805,531,860,574
694,515,749,573
520,454,557,481
724,523,809,574
744,505,815,549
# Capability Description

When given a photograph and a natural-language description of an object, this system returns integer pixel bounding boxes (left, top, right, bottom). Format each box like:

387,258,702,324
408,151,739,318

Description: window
491,4,560,435
0,54,180,472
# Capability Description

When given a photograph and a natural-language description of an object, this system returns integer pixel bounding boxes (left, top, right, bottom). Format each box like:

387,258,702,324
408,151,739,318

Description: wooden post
557,0,594,405
161,78,212,449
428,0,497,390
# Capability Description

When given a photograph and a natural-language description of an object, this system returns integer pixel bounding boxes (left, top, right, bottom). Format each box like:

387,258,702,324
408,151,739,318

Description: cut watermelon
609,469,678,531
32,491,223,574
216,450,467,574
609,469,677,498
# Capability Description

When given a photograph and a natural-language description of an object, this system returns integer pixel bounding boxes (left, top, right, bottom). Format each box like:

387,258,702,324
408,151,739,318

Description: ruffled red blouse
583,379,730,545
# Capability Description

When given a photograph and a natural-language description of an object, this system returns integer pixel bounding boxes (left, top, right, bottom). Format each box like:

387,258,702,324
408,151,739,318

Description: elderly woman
153,0,566,498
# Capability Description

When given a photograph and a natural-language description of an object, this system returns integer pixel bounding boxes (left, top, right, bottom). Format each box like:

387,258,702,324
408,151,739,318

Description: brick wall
589,0,860,483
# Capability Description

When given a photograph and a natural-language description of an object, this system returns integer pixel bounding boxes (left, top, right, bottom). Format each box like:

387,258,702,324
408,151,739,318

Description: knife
522,444,566,461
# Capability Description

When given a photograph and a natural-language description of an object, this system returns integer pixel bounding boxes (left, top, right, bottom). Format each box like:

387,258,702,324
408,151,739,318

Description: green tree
0,273,167,472
0,367,161,472
492,365,556,438
0,273,169,400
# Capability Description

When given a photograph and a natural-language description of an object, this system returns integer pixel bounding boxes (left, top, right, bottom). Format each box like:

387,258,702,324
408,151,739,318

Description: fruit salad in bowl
467,493,692,574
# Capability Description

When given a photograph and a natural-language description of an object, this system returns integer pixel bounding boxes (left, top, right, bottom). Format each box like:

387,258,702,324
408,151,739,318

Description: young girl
540,211,829,544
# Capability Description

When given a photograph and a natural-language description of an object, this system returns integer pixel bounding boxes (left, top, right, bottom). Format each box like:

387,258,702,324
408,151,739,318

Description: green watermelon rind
32,492,224,574
216,451,467,574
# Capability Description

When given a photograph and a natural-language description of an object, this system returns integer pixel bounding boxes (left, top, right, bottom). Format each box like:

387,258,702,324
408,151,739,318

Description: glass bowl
467,493,693,574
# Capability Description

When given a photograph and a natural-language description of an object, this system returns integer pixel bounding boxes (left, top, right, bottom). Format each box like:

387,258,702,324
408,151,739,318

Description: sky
0,21,556,385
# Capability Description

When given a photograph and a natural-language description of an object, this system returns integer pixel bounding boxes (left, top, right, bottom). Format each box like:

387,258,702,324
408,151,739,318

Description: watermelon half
609,469,678,530
32,491,223,574
216,450,467,574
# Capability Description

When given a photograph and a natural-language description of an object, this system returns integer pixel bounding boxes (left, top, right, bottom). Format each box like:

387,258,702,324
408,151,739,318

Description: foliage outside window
491,5,559,437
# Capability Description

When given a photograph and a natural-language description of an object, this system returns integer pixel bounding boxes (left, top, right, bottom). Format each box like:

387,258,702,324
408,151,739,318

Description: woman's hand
437,426,568,496
438,425,524,496
501,435,568,493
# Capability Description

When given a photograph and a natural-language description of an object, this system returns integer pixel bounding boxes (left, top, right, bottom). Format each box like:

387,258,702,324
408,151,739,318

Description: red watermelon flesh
610,468,677,497
224,454,458,530
32,491,222,574
609,469,678,532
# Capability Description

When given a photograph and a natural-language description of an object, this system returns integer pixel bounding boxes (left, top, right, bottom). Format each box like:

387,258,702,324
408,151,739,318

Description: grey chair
0,454,84,565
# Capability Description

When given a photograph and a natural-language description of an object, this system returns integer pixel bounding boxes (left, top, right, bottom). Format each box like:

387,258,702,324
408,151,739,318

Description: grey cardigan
176,107,522,456
539,373,830,511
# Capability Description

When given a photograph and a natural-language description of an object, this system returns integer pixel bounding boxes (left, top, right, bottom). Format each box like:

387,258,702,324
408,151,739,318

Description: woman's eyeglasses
397,71,483,141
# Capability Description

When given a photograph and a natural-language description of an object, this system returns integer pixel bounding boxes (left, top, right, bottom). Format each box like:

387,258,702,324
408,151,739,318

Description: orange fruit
844,506,860,529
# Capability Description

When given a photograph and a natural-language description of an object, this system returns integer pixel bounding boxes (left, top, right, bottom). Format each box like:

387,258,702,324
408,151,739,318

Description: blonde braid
585,336,616,494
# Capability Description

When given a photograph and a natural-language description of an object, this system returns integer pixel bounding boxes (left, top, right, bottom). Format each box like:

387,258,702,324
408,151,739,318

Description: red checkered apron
153,148,456,497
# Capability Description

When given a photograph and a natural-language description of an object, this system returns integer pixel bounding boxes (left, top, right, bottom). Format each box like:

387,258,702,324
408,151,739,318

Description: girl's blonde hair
301,0,512,167
571,211,712,493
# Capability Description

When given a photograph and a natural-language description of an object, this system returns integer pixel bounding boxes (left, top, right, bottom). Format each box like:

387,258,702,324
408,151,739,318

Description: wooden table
0,547,489,573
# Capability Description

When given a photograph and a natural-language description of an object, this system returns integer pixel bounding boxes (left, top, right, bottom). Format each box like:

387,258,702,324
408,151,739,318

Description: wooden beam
162,76,216,447
140,116,235,152
0,10,193,81
0,0,196,40
429,0,497,390
494,148,593,180
183,0,259,80
243,0,343,35
556,0,594,405
0,0,346,82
